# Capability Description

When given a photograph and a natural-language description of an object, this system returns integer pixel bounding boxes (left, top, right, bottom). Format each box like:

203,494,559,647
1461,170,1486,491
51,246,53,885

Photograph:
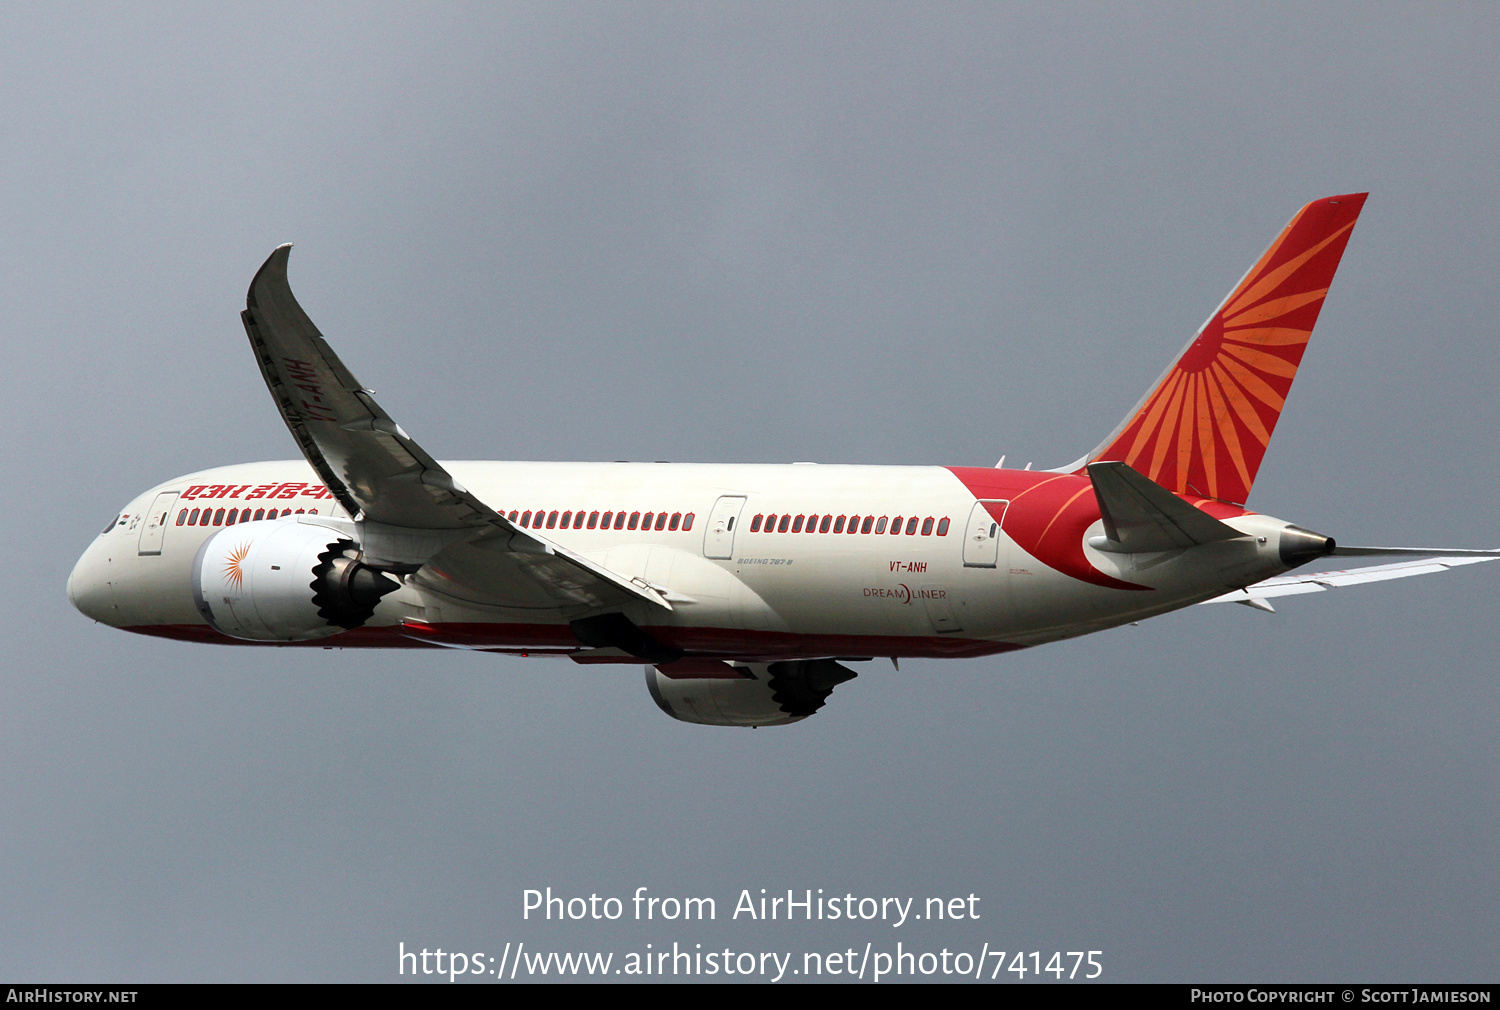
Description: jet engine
645,659,858,727
191,519,398,642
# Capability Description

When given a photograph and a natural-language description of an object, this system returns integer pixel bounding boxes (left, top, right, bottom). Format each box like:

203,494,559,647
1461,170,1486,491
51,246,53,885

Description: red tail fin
1080,193,1367,504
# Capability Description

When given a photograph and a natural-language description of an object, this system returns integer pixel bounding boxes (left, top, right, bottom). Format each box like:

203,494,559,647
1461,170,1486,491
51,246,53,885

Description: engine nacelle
191,519,398,642
645,659,858,727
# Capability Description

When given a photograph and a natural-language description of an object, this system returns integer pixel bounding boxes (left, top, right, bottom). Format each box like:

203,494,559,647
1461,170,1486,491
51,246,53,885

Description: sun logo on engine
223,543,250,591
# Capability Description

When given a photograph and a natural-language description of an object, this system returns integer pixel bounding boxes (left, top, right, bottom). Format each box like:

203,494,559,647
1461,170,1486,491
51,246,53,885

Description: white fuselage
70,458,1305,662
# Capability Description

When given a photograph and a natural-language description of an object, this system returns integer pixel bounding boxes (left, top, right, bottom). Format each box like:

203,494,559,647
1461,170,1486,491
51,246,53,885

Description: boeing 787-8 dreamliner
68,193,1499,725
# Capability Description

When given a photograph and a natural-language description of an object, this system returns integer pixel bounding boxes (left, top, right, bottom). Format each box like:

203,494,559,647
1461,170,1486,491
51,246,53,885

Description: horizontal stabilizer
1202,555,1499,607
1087,461,1246,553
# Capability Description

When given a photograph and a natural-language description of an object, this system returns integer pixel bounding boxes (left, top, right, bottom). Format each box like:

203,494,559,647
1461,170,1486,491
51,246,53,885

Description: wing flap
417,530,671,612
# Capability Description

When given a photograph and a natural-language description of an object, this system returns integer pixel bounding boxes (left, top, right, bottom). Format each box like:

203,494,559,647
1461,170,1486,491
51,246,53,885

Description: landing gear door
962,499,1007,568
138,491,179,556
702,496,747,560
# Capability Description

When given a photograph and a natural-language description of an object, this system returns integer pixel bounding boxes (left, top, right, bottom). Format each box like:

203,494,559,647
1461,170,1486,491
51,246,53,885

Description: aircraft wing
1201,555,1499,611
242,245,493,531
241,244,669,612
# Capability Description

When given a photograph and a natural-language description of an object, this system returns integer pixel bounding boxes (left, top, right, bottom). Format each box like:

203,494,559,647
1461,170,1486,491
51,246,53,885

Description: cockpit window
101,515,119,535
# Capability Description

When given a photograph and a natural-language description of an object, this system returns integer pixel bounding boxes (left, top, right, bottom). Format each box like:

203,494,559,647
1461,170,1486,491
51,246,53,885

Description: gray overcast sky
4,3,1498,982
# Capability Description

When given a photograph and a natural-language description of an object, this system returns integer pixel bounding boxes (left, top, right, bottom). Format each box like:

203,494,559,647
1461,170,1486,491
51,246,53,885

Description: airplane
68,192,1500,727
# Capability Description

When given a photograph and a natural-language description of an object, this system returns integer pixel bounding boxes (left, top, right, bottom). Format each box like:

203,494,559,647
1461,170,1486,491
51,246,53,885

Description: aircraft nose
67,543,118,625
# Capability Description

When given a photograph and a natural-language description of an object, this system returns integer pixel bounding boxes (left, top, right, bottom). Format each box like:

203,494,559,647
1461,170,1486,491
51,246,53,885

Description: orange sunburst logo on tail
222,543,251,591
1085,193,1367,504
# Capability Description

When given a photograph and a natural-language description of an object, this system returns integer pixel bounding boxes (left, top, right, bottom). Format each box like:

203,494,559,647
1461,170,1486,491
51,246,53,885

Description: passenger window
792,515,805,533
628,512,640,530
296,509,306,515
188,508,201,525
875,517,888,534
614,512,626,530
819,515,832,533
655,513,666,531
683,513,694,531
560,511,572,528
574,512,585,529
921,517,934,536
805,514,818,531
669,513,681,531
213,509,225,525
890,516,902,534
906,517,918,535
226,509,238,525
642,512,654,530
507,510,519,521
765,514,777,531
937,517,950,536
547,511,559,529
833,516,845,533
861,516,874,534
176,510,188,526
588,511,599,529
521,511,532,527
751,514,763,532
778,515,790,533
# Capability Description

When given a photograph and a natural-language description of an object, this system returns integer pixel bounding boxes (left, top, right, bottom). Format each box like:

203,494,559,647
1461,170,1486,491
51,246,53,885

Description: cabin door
702,496,747,560
137,492,179,556
961,499,1008,568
